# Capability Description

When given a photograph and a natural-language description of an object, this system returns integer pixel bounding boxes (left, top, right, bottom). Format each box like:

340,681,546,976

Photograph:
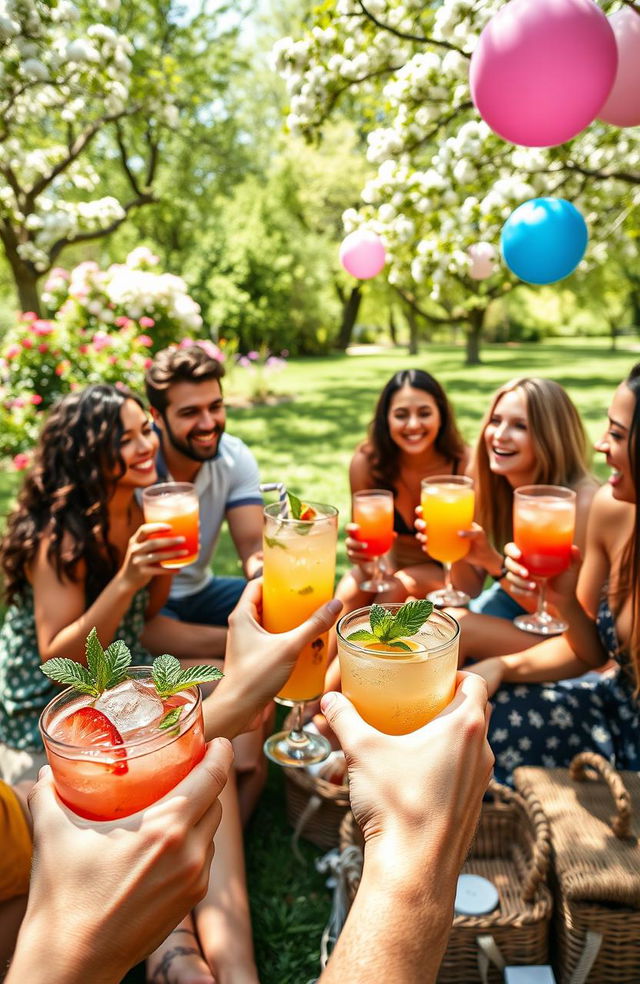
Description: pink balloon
469,0,618,147
599,7,640,128
339,230,386,280
468,242,497,280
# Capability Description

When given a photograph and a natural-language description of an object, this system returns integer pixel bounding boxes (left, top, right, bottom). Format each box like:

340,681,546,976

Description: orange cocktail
420,478,474,564
337,605,459,735
352,490,394,559
514,491,576,578
262,501,338,703
40,668,205,820
142,481,199,568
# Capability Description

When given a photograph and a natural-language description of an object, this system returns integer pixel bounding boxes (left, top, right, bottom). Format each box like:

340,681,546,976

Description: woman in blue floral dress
473,364,640,785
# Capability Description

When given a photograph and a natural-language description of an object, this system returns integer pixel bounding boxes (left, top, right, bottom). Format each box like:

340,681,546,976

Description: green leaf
85,628,108,693
385,600,434,640
41,659,100,697
297,584,314,595
104,639,133,689
287,490,302,519
264,534,287,550
152,653,182,696
158,706,184,731
369,604,394,640
346,629,379,644
379,640,414,653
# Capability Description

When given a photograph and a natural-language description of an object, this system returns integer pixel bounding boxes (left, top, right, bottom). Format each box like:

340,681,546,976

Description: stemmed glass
420,475,475,607
262,500,338,767
351,489,395,592
512,484,576,636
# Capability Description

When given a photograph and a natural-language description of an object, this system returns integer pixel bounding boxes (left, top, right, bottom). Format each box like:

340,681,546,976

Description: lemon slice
362,638,421,654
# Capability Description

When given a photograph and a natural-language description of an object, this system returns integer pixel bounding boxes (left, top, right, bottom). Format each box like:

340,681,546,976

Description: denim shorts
162,576,246,627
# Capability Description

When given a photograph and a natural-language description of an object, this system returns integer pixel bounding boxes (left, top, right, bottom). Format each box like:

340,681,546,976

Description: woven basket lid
514,753,640,908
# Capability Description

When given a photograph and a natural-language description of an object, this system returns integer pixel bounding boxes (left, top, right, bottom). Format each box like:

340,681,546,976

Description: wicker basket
339,780,553,983
515,751,640,984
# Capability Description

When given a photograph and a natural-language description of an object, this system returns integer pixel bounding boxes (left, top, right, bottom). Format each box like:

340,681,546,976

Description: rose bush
0,248,203,459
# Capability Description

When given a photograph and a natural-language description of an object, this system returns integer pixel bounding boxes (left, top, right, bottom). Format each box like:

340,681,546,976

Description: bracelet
491,564,508,582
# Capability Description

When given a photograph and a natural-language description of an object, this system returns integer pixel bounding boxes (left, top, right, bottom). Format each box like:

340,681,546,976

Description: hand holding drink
420,475,475,607
142,482,200,569
40,629,221,820
512,484,576,636
351,489,394,592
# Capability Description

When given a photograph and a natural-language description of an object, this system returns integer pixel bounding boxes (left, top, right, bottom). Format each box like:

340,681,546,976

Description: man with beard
144,344,264,659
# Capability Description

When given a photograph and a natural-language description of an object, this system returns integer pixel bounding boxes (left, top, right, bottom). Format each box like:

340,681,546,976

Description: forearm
41,576,137,664
241,549,263,580
202,675,257,742
141,615,227,660
558,597,608,669
7,912,127,984
321,843,455,984
499,633,600,685
450,559,488,597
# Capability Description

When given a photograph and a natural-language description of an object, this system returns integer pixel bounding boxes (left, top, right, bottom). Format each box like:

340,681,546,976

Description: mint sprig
347,600,434,653
288,490,303,519
41,629,223,701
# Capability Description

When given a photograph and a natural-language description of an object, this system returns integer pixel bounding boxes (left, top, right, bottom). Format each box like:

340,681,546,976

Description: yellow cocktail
420,474,475,607
337,605,459,735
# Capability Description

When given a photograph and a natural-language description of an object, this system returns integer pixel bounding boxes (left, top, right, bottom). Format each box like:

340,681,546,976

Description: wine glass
262,501,338,767
512,484,576,635
420,475,475,607
351,489,395,592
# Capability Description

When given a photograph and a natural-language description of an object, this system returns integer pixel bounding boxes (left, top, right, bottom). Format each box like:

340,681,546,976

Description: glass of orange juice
262,500,338,766
142,482,200,569
337,604,459,734
512,484,576,635
352,489,394,592
420,475,475,607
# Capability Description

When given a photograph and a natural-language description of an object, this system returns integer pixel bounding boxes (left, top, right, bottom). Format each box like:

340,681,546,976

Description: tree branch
115,121,143,197
48,192,156,262
355,0,470,56
562,159,640,187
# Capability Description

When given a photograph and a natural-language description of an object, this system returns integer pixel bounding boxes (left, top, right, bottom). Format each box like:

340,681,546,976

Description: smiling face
595,382,636,503
154,379,226,468
116,399,158,488
483,388,536,488
387,384,442,457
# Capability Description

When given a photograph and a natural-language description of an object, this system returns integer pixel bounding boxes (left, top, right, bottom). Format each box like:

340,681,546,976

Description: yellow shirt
0,781,31,900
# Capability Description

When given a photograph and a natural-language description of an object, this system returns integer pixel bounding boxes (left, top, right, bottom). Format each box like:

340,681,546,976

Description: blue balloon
500,198,588,285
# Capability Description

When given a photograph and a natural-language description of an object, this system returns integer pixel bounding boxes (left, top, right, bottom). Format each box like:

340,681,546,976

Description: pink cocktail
351,489,395,593
142,482,200,569
40,668,205,820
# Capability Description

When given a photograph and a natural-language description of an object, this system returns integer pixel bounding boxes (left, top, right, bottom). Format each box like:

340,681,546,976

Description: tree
0,0,243,313
273,0,640,363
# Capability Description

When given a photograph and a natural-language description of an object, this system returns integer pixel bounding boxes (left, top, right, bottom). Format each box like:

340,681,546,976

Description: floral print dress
488,598,640,786
0,587,153,753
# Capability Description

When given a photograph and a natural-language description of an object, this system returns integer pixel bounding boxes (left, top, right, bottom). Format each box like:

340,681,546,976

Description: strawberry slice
57,707,128,775
299,504,317,521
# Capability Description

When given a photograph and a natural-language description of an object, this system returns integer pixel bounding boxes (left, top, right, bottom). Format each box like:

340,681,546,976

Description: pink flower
55,361,70,376
21,337,33,349
247,350,259,360
12,397,25,408
78,344,88,355
92,332,111,352
38,343,48,354
21,311,37,322
33,320,54,336
139,316,155,328
136,334,153,347
114,316,131,328
31,394,43,405
108,355,118,364
12,452,31,471
144,358,153,369
5,344,21,359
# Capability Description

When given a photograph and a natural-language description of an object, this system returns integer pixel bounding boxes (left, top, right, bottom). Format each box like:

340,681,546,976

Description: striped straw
259,482,289,518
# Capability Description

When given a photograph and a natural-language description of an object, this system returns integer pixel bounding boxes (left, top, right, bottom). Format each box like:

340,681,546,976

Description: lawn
0,338,637,983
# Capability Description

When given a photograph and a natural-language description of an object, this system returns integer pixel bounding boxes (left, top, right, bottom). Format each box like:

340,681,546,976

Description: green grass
1,339,637,984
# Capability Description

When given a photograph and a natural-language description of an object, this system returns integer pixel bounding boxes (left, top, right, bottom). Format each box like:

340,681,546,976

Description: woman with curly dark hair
336,368,470,610
0,383,187,783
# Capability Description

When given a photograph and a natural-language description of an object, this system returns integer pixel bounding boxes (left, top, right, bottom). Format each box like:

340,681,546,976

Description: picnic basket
339,779,553,983
282,711,350,851
514,751,640,984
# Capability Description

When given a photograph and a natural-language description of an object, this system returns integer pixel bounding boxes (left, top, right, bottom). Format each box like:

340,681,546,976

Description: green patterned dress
0,587,153,753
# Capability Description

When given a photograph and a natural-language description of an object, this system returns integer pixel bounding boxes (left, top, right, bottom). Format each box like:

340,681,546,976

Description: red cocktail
142,482,200,568
40,668,205,820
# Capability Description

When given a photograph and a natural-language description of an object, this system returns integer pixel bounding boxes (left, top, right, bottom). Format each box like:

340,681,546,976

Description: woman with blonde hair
419,376,599,662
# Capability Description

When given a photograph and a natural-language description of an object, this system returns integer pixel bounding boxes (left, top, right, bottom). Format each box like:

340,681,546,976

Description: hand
345,522,376,566
504,542,582,609
15,740,233,984
469,656,504,697
118,523,189,591
456,523,502,571
320,673,493,876
204,578,343,740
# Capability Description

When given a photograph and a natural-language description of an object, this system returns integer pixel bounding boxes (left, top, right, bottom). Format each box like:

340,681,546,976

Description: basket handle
569,751,632,839
487,779,551,903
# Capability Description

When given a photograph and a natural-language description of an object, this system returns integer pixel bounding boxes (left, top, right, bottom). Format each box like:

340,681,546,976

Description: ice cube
94,680,164,737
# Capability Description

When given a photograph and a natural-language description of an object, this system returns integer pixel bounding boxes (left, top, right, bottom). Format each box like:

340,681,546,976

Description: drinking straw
259,482,289,518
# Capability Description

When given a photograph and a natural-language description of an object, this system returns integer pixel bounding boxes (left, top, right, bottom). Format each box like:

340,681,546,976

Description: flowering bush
234,346,289,402
0,249,203,459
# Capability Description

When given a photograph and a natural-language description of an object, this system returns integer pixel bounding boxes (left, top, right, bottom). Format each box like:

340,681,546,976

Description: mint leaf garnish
288,490,302,519
159,706,184,731
104,638,133,689
298,584,313,595
152,653,222,698
86,628,109,692
41,658,101,696
347,601,434,650
264,534,287,550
